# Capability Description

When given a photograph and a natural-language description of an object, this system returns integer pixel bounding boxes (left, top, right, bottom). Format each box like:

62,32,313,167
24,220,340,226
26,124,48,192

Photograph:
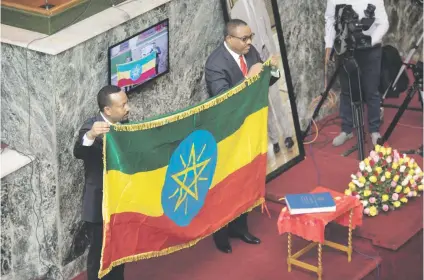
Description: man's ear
103,106,112,116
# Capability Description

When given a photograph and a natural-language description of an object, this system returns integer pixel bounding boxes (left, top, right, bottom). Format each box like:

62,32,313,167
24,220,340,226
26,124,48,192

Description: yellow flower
363,190,372,197
349,182,356,190
418,185,423,191
410,179,415,185
399,158,404,165
387,147,392,155
405,157,410,162
393,201,401,208
345,189,352,196
380,147,386,155
403,187,411,194
393,175,400,182
359,177,366,184
400,197,408,203
369,176,377,183
369,206,378,216
385,171,391,179
395,185,402,193
375,145,381,152
413,191,418,197
409,169,415,176
375,167,383,174
408,161,414,168
382,194,389,202
392,163,399,170
364,158,370,166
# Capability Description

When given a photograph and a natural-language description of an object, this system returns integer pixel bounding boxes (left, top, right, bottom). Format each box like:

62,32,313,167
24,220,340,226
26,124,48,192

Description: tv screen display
108,19,169,93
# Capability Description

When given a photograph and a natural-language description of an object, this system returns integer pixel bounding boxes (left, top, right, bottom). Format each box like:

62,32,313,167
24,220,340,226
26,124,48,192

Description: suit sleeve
205,62,231,97
73,119,97,160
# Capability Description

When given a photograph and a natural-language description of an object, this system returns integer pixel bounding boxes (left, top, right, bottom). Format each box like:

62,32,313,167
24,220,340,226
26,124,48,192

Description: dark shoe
284,137,294,149
273,143,280,154
215,243,232,253
230,232,261,244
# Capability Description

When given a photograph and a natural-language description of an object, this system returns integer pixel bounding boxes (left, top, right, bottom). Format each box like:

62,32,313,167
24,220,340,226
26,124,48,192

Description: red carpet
266,149,423,251
75,207,381,280
73,89,422,280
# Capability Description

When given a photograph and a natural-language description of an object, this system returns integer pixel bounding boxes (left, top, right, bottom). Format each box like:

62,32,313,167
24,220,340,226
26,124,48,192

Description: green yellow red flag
99,63,272,278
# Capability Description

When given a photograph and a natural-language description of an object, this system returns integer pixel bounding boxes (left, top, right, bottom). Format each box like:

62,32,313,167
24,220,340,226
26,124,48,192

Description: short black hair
224,19,248,37
97,85,122,112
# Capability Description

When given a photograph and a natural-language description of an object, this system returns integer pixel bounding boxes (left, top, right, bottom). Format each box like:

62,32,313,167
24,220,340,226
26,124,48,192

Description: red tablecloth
277,186,364,243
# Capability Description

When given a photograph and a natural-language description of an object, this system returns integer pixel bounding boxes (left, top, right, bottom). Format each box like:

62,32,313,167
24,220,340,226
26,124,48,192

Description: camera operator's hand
246,63,263,78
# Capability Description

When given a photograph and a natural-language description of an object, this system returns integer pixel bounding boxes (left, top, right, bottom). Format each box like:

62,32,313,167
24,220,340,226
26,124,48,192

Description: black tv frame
108,18,170,94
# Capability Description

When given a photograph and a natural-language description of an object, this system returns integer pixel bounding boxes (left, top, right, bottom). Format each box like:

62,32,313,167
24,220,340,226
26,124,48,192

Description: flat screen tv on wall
108,19,169,93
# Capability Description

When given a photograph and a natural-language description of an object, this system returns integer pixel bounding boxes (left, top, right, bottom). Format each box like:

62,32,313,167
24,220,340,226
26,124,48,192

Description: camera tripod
381,34,423,112
302,50,367,161
377,62,423,156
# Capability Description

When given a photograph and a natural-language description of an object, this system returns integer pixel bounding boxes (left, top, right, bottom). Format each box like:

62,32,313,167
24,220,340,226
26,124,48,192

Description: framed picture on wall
220,0,305,182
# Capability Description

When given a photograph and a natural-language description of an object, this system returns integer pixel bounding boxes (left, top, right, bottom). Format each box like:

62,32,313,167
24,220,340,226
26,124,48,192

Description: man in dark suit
74,85,130,280
204,19,280,254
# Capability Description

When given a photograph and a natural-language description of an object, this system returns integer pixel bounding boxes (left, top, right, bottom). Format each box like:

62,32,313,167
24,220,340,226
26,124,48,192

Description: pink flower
356,172,362,178
370,151,377,158
364,208,370,215
392,193,399,201
382,204,389,212
394,150,400,162
391,181,397,187
408,191,413,197
372,156,380,163
369,197,376,204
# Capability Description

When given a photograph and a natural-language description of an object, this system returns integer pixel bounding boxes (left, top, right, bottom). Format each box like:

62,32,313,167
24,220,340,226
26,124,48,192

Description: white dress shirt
224,41,247,69
325,0,389,49
82,112,113,146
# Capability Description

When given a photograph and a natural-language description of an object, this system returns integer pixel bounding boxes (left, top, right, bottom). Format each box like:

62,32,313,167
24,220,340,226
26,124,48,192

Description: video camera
334,4,376,55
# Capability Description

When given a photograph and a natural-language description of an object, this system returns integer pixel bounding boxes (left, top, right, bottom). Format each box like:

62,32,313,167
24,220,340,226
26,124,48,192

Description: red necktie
239,55,248,77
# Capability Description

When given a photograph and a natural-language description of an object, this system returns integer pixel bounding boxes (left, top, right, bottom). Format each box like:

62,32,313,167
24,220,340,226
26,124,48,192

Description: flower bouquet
344,144,424,217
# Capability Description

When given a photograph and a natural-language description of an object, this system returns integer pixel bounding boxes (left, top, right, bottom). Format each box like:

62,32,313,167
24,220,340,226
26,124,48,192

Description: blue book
285,192,336,215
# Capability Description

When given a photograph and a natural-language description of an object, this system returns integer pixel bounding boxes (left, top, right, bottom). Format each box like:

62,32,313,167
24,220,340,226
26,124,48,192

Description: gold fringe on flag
113,60,272,132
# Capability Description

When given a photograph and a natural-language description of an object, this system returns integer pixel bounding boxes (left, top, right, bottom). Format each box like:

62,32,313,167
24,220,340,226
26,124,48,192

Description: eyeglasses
230,33,255,43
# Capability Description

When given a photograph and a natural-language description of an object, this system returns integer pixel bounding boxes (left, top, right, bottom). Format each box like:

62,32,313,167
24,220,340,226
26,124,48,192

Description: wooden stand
287,209,354,280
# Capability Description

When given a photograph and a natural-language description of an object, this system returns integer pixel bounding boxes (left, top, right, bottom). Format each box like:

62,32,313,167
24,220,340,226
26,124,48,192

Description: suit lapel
221,43,244,77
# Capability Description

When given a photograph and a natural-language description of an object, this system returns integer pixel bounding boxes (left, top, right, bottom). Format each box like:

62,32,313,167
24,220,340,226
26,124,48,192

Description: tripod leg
377,85,418,145
354,102,366,160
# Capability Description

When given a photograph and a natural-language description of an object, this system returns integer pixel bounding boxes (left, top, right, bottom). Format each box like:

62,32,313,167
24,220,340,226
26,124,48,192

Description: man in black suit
204,19,280,254
74,85,130,280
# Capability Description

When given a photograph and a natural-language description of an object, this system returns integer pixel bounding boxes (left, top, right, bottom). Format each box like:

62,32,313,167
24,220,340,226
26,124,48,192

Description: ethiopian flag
99,63,272,278
116,52,157,87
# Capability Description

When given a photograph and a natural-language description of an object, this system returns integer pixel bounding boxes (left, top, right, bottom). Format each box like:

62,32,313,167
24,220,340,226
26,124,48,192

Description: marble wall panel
1,43,60,279
384,0,423,59
277,0,330,129
54,0,225,278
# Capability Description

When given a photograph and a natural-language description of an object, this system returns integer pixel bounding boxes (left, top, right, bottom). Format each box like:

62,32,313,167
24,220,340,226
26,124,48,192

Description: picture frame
220,0,305,182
